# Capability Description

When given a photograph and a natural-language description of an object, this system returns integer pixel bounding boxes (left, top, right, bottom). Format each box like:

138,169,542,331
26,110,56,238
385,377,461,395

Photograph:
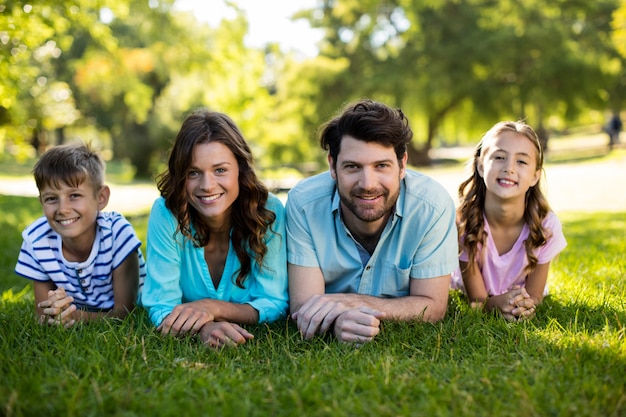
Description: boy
15,143,146,327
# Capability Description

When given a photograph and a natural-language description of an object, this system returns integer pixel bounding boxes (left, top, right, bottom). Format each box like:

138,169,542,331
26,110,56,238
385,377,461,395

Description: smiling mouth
199,194,222,202
355,194,381,201
497,179,517,186
57,217,79,226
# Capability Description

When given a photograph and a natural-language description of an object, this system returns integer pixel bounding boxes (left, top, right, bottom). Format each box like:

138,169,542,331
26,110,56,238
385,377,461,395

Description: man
286,99,458,344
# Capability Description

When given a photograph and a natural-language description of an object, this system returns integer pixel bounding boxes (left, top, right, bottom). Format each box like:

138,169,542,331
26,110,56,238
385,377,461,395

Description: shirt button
365,266,371,270
81,279,87,285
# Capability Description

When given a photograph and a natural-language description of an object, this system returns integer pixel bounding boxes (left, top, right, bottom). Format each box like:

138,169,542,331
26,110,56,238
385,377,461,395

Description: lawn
1,168,625,416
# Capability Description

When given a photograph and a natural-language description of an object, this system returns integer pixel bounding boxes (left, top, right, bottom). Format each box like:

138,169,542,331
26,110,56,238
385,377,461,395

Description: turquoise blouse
142,195,288,326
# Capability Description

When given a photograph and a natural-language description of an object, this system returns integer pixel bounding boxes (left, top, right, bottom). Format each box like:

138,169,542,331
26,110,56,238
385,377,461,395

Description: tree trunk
55,127,66,145
407,143,431,166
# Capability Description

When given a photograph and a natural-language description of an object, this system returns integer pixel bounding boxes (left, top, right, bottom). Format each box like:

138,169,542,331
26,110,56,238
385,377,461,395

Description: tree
300,0,624,162
0,0,117,156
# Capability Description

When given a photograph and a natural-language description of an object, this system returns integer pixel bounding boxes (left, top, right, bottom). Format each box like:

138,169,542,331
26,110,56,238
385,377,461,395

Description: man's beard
338,185,400,223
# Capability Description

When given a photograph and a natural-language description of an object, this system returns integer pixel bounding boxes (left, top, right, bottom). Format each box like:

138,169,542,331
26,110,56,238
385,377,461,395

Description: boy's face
39,180,110,245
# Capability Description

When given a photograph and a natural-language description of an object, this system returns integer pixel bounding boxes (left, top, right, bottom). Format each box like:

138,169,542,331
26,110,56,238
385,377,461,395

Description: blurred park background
2,0,626,185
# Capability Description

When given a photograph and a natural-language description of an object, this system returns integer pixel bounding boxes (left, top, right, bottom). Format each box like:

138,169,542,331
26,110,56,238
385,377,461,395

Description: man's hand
292,294,355,339
292,294,386,343
334,307,385,344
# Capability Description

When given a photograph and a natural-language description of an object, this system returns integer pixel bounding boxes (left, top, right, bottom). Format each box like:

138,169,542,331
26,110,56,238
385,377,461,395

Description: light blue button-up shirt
142,195,288,326
286,171,458,297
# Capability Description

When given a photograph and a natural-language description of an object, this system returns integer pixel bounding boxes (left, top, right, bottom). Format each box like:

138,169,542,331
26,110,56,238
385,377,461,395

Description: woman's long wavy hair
156,109,276,288
457,121,551,276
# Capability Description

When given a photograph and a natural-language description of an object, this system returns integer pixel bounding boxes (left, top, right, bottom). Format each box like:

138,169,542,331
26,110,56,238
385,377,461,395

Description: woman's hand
38,288,76,327
199,322,254,349
157,301,217,337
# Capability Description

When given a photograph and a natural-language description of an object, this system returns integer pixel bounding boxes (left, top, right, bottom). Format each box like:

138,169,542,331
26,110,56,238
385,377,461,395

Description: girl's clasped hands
470,285,537,322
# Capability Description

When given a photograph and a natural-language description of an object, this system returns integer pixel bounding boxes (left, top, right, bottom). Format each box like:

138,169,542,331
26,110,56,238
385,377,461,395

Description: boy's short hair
33,143,105,193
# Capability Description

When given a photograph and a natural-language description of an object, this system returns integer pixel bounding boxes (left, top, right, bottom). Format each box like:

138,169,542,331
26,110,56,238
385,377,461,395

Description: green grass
1,204,625,415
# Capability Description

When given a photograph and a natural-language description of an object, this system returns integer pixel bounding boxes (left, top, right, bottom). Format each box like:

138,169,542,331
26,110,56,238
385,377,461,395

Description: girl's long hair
156,109,276,288
457,121,551,275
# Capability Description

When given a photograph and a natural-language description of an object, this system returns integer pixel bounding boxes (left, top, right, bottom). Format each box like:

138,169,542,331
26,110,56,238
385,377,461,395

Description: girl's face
185,141,240,229
477,131,541,202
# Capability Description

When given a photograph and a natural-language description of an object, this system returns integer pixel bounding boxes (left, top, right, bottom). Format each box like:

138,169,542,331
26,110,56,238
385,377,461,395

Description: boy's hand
38,288,77,327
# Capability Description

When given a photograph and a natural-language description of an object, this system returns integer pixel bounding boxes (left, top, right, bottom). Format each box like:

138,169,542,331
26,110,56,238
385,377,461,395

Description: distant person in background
15,143,146,327
141,109,288,349
453,121,567,321
607,112,622,148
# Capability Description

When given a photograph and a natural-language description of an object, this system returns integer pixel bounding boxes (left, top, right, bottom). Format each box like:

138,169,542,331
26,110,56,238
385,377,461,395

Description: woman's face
185,141,240,229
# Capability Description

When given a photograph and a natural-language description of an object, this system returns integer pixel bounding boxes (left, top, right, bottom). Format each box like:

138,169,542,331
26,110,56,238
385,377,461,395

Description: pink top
452,211,567,296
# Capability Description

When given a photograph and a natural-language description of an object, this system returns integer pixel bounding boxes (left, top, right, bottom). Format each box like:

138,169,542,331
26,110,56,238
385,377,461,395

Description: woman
142,109,288,348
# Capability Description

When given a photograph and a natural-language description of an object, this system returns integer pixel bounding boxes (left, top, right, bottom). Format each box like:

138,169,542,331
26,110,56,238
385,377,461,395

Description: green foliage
2,0,626,181
302,0,626,159
613,1,626,58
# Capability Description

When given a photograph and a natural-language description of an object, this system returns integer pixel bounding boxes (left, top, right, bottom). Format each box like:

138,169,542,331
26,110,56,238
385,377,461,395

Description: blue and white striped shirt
15,212,146,310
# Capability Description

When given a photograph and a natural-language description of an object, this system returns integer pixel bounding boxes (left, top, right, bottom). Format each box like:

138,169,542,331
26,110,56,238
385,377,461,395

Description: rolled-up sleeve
141,198,183,326
245,196,289,322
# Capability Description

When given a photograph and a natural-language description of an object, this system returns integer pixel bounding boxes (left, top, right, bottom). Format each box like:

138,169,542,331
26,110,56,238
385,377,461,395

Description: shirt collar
95,212,110,231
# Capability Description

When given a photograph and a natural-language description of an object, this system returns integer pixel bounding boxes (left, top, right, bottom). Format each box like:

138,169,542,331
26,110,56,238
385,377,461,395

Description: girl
142,109,288,348
454,121,567,321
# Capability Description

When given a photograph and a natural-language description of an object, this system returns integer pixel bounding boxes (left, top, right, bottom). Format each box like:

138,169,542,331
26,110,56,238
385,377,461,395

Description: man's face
329,135,407,231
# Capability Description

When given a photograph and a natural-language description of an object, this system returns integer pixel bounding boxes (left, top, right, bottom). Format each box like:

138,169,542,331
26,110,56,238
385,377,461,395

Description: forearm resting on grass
34,285,136,327
289,264,450,342
157,299,259,337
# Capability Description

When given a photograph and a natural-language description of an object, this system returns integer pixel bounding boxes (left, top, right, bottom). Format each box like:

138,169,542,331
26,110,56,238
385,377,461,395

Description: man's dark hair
319,99,413,166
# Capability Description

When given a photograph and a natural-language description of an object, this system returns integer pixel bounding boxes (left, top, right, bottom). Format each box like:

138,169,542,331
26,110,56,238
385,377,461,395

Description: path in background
0,178,159,216
425,156,626,213
1,135,624,214
429,134,626,213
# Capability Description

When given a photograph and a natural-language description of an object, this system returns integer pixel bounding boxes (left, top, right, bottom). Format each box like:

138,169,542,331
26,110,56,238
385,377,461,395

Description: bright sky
173,0,323,57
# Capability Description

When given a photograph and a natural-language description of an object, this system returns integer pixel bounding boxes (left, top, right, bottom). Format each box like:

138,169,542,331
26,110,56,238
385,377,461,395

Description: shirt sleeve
141,198,183,326
15,233,47,281
109,213,143,269
409,193,459,279
285,189,320,268
14,218,51,282
537,211,567,264
244,195,289,322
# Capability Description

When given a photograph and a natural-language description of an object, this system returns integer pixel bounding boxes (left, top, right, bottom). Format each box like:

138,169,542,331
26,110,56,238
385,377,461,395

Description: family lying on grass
14,99,567,347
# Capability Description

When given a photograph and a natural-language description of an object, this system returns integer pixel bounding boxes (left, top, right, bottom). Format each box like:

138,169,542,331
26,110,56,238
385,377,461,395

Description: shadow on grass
538,296,626,331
